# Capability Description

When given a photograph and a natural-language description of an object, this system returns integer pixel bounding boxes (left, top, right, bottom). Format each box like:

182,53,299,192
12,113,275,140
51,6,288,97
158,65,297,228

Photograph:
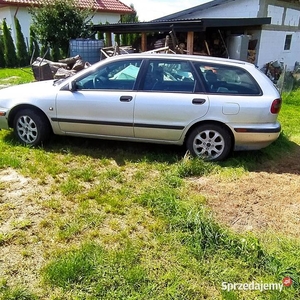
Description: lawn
0,69,299,299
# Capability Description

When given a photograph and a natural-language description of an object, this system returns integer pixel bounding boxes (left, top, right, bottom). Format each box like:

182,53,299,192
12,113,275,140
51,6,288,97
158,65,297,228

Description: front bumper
0,109,9,130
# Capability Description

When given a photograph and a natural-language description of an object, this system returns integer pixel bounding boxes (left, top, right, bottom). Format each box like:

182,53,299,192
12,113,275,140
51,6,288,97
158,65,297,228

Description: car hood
0,80,62,101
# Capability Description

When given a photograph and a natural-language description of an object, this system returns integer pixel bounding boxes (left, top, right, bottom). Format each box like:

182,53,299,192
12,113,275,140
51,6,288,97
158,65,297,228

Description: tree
29,25,40,61
14,17,29,67
29,0,93,57
120,4,139,46
0,36,5,68
51,43,61,61
2,19,17,68
40,44,51,60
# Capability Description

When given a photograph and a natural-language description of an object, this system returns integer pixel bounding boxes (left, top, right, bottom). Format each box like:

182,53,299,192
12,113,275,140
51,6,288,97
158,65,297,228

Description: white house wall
190,0,260,18
91,13,120,25
284,8,300,26
194,0,300,70
1,7,122,50
261,1,300,70
0,7,12,25
267,5,284,25
257,29,300,70
0,7,34,50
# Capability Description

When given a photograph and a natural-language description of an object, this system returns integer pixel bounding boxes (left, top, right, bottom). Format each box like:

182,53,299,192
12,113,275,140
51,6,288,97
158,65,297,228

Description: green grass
0,68,34,87
0,72,299,299
279,90,300,144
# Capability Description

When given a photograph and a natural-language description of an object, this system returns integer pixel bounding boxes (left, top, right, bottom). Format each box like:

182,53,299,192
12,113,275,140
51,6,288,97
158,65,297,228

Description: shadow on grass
2,130,186,165
3,130,299,174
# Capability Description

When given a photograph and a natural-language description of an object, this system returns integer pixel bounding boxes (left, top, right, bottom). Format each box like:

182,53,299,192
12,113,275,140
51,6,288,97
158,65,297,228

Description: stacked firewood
247,50,256,64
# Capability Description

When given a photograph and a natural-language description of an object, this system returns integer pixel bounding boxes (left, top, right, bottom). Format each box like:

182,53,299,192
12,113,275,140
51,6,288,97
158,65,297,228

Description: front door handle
120,96,133,102
192,98,206,105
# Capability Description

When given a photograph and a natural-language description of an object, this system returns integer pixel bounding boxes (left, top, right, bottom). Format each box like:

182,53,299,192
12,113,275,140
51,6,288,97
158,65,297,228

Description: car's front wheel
187,124,232,161
13,109,51,146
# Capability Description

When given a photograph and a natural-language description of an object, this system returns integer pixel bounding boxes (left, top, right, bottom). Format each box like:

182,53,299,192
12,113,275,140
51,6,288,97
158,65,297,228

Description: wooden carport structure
91,17,271,55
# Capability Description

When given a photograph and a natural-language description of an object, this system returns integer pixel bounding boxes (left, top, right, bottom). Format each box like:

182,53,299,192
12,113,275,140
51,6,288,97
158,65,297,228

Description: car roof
106,53,252,67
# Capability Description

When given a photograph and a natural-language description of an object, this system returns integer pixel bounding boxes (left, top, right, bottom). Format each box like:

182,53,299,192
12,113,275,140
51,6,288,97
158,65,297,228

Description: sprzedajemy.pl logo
221,277,293,292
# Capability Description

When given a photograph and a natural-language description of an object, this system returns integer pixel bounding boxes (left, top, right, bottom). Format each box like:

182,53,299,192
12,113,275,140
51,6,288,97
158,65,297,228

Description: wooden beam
141,32,147,52
187,31,194,55
105,32,112,47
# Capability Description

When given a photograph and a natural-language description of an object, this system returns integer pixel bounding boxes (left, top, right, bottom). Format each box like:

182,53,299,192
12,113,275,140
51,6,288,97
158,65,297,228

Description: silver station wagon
0,53,281,161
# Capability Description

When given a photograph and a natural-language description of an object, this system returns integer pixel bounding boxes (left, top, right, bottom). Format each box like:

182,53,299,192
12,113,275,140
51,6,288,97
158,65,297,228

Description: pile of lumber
32,55,91,81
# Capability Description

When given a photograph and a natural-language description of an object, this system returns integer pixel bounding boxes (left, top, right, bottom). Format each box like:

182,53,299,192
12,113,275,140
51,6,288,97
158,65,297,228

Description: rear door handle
192,98,206,105
120,96,133,102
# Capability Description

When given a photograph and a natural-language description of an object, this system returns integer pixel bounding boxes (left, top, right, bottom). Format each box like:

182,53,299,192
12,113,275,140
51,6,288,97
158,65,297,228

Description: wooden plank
187,31,194,55
204,40,211,56
141,32,147,52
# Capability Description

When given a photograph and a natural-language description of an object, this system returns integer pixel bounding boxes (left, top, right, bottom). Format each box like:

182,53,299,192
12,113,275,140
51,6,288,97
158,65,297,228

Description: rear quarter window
194,62,262,95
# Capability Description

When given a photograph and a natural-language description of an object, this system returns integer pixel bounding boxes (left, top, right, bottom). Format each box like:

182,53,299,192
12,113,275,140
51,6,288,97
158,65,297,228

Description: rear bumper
232,122,281,151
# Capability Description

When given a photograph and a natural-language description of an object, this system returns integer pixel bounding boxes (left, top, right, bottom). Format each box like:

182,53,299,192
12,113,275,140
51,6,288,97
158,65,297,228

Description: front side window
75,59,142,90
142,60,197,93
194,62,261,95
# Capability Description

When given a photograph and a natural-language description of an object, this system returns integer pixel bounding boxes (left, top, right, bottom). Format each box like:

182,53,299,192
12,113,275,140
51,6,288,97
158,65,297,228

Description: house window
284,34,292,50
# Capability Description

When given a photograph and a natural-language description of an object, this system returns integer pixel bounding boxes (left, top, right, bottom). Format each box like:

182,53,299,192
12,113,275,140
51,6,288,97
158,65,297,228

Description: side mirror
70,81,77,92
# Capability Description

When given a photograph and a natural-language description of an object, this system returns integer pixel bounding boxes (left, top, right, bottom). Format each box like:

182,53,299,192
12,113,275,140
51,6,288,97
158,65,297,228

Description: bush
29,25,40,60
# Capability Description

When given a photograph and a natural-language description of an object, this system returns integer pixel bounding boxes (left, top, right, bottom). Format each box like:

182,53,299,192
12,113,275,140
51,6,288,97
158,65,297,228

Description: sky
121,0,211,22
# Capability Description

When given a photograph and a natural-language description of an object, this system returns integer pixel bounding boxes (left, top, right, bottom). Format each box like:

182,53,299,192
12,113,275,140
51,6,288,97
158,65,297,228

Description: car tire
186,124,232,161
13,109,51,146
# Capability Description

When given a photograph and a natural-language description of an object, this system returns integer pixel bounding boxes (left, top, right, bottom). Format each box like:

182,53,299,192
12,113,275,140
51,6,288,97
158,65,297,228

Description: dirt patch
0,169,48,290
0,167,154,293
0,76,20,89
191,149,300,238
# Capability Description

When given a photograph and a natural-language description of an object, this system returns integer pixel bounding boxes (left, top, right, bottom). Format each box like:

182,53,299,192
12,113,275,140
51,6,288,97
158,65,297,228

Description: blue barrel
69,39,104,64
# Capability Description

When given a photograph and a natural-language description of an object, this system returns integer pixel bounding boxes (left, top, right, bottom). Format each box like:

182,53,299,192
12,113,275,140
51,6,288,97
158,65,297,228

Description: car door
133,59,209,141
55,59,142,137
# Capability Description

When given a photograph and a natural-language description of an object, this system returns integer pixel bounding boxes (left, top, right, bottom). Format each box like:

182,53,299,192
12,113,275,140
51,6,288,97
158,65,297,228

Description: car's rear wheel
187,124,232,161
13,109,51,146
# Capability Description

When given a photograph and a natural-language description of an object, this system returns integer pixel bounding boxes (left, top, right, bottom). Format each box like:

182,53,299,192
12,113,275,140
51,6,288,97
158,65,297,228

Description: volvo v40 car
0,53,281,161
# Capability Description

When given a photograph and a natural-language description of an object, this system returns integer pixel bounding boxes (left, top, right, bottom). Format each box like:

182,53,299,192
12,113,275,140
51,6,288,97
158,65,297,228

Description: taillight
271,98,282,114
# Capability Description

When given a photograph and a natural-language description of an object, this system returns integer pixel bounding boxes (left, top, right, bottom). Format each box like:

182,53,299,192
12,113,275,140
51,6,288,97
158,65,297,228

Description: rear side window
194,62,261,95
141,59,200,93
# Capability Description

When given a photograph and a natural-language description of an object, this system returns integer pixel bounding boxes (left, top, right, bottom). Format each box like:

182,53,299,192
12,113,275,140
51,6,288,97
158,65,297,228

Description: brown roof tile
0,0,134,13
